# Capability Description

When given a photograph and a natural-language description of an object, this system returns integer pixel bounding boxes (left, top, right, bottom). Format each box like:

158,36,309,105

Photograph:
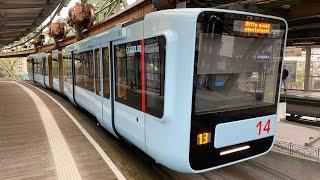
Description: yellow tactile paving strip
24,82,120,180
0,81,56,179
13,81,82,180
0,80,117,180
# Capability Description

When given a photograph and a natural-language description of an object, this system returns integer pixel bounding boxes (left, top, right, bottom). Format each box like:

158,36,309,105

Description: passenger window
27,58,33,76
95,49,100,95
45,58,48,76
52,57,59,79
102,47,110,98
145,36,166,118
38,58,41,74
114,36,166,117
74,53,83,87
35,58,40,74
74,50,94,92
115,41,142,110
63,55,71,82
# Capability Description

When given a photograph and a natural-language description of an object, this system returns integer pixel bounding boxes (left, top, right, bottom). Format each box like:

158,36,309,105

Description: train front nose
189,11,287,171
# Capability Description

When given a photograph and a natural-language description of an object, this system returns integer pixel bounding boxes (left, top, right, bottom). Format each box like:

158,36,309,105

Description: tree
0,58,23,79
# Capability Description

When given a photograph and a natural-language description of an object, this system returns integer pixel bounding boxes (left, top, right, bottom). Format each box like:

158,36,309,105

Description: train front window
194,12,286,114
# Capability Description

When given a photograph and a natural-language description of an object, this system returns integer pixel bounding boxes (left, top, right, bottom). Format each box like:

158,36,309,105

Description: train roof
66,25,126,52
147,8,287,24
66,8,287,52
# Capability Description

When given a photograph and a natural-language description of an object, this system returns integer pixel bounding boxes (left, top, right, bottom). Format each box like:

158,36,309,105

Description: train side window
39,58,42,74
114,41,142,110
41,58,44,74
34,59,37,74
34,58,37,74
87,51,94,92
95,49,100,95
43,57,47,76
45,58,49,76
114,36,166,116
102,47,110,98
74,51,94,92
38,59,41,74
35,58,40,74
52,56,59,79
63,55,71,82
74,53,83,88
144,36,166,118
27,58,33,76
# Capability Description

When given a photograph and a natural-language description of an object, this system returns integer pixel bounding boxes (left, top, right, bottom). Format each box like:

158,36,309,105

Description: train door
94,44,103,123
100,43,113,133
112,22,146,150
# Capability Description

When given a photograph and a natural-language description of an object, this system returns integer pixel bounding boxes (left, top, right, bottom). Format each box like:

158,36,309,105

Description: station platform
1,79,320,180
0,79,118,179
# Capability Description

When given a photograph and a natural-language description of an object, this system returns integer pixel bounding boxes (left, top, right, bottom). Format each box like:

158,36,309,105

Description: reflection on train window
34,57,41,74
114,36,166,118
27,58,33,77
52,56,59,79
102,47,110,98
34,58,38,74
145,36,166,118
194,13,284,114
44,58,48,76
63,55,72,83
94,49,100,95
74,50,94,92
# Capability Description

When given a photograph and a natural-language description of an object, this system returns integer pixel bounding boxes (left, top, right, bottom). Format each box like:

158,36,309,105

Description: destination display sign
233,20,274,36
243,21,271,34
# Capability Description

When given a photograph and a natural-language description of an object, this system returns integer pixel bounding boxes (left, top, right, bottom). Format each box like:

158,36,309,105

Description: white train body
27,8,287,173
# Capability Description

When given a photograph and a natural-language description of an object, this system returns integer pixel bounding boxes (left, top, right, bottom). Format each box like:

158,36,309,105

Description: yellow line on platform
22,81,127,180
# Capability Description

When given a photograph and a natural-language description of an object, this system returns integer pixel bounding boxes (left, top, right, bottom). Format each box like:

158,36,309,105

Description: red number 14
256,119,271,135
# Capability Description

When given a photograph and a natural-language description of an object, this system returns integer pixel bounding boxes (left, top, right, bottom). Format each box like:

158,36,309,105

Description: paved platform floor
0,80,117,179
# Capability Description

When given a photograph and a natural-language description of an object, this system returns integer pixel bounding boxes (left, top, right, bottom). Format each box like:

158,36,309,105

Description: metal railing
273,140,320,162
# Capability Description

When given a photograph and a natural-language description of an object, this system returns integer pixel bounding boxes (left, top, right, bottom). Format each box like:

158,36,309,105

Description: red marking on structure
140,39,146,112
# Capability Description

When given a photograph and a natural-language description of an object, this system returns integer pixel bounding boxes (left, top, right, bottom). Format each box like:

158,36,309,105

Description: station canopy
0,0,67,45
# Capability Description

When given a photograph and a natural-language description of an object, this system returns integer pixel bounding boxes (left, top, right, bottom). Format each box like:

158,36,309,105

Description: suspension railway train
27,8,287,173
